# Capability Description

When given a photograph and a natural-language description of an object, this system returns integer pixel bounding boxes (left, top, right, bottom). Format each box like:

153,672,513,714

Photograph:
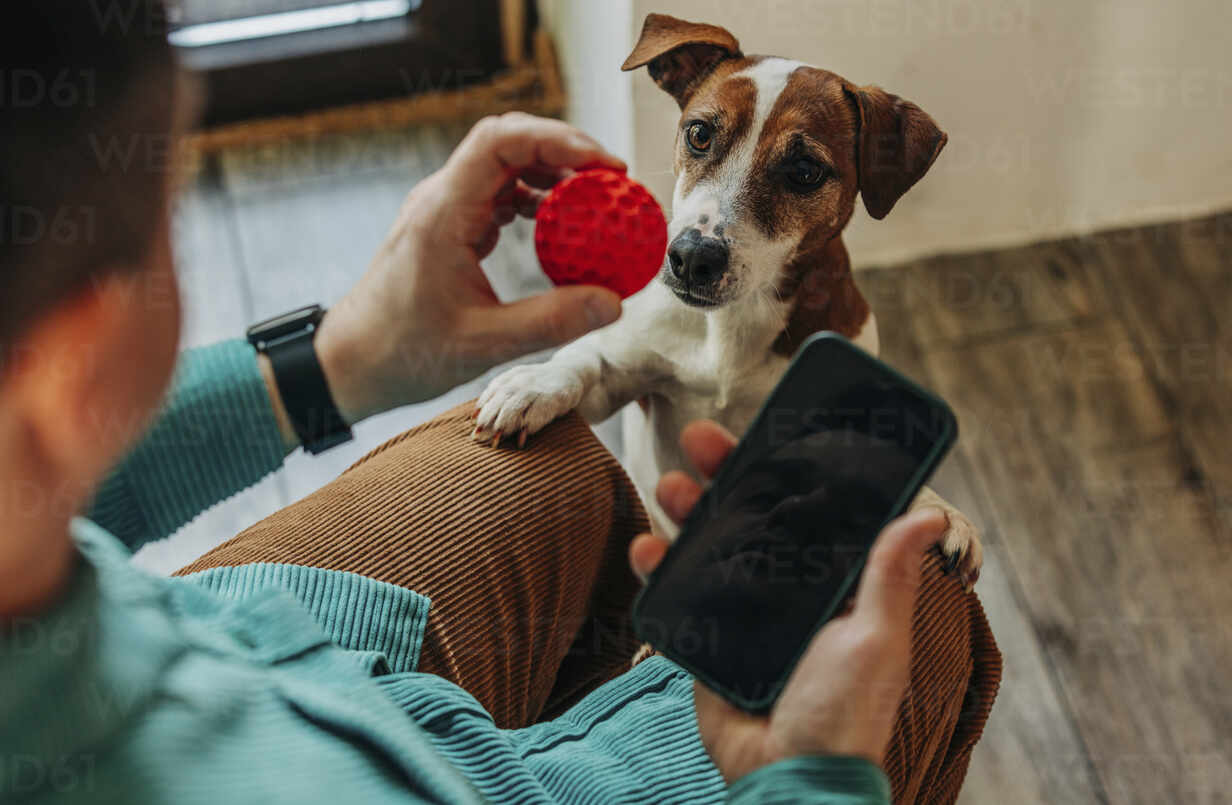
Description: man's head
622,14,946,310
1,0,185,497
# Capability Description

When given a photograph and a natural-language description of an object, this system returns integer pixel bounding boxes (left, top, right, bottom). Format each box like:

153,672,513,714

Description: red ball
534,168,668,299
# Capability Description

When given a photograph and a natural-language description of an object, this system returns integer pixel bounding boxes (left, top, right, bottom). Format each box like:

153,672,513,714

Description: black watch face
248,305,324,346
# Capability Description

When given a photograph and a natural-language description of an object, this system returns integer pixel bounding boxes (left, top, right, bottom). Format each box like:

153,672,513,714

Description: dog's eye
784,158,826,189
685,122,713,154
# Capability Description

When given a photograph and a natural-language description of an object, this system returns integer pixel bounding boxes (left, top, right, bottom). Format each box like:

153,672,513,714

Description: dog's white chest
622,340,789,535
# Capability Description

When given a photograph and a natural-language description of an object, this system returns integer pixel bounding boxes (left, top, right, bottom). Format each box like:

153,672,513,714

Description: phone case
631,331,958,713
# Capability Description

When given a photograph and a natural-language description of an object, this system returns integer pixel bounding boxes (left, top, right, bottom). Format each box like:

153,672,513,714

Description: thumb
852,507,949,633
492,285,622,353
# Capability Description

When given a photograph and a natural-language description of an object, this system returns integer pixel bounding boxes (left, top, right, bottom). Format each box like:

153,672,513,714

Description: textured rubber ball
534,168,668,299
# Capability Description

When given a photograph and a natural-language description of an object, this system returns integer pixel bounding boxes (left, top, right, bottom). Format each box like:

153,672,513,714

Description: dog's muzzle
666,229,730,307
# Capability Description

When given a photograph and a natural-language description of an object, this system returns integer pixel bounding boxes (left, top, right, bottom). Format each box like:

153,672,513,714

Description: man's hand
629,421,949,782
313,113,627,426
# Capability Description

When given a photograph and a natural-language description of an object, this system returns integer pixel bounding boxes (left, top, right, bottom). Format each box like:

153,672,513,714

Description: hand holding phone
630,424,951,780
632,333,957,712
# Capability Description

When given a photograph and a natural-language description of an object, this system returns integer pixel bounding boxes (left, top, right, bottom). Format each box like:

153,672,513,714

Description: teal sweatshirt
0,339,891,804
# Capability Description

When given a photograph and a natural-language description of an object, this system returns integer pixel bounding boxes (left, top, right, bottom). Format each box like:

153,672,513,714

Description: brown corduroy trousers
176,400,1001,804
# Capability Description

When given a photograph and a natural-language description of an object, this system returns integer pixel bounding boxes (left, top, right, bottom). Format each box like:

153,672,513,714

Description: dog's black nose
668,230,729,286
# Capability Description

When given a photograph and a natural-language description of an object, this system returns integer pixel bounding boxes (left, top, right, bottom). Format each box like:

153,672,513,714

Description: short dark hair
1,0,177,351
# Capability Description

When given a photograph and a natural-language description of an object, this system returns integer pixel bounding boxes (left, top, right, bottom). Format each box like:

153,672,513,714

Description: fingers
651,421,734,527
514,184,549,217
629,533,670,582
483,180,545,257
656,470,703,524
483,285,621,357
473,230,500,260
851,507,949,633
450,113,626,207
679,420,738,480
492,179,550,222
519,166,570,190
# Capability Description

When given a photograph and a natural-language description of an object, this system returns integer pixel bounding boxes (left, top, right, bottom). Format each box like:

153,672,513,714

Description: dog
474,13,981,587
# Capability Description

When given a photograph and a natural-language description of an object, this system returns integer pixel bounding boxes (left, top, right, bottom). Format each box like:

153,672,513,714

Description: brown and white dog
475,13,981,586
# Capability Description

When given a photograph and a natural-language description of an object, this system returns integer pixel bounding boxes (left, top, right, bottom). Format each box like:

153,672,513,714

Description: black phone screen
632,333,956,711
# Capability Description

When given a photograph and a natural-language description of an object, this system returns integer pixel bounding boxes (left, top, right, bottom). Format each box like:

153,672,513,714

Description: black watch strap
247,305,353,454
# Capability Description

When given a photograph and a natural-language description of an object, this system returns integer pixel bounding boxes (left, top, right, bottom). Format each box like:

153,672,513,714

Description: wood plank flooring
862,214,1232,805
136,124,1231,804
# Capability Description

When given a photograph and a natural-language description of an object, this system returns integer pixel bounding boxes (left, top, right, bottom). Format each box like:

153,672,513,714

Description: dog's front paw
938,507,983,591
473,364,584,447
912,487,983,590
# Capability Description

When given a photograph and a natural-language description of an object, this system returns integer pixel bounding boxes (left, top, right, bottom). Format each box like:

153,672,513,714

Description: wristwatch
246,304,353,454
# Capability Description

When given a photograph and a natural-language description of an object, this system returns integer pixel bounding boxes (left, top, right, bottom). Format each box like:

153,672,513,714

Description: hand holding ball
534,169,668,299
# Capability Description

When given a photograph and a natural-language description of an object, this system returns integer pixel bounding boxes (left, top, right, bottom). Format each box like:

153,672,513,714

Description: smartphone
631,331,957,713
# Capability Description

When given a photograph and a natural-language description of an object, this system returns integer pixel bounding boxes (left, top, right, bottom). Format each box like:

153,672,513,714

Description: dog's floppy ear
845,84,947,220
621,13,742,108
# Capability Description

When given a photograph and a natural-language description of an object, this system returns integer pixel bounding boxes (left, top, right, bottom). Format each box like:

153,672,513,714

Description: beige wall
550,0,1232,267
538,0,636,162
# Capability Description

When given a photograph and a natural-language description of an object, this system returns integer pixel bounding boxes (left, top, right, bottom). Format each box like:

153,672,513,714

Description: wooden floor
859,215,1232,805
140,125,1231,805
